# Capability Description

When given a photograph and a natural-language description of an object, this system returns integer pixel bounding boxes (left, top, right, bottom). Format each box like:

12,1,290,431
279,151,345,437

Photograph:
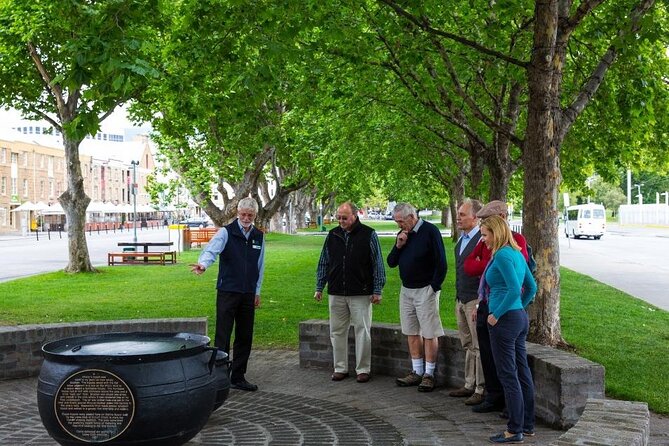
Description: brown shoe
465,392,484,406
396,371,422,387
417,374,435,392
331,372,349,381
356,373,370,383
449,386,475,397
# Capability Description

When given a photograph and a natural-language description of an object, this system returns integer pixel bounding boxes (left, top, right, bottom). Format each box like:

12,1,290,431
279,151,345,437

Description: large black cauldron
37,332,230,446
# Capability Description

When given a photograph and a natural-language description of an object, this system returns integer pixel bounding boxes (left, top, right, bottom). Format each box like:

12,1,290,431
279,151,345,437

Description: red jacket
463,232,529,277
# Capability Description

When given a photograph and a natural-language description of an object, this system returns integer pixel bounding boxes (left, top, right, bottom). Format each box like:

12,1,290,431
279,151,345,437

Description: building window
0,177,6,195
11,177,18,196
22,179,28,197
49,180,54,198
40,180,45,198
1,148,6,163
11,152,18,164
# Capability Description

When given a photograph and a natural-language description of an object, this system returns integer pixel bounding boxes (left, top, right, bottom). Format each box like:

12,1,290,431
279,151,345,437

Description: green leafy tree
589,176,626,213
371,0,668,345
628,171,669,205
132,0,319,229
0,0,161,272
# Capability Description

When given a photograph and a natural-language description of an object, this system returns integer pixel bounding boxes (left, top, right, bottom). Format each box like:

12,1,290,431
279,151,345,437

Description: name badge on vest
252,241,262,250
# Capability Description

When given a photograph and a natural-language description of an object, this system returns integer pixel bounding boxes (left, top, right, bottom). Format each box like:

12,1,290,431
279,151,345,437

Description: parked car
179,219,211,228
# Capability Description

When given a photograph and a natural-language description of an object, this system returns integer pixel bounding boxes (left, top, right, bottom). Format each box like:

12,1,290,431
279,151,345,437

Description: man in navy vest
315,201,386,384
191,197,265,391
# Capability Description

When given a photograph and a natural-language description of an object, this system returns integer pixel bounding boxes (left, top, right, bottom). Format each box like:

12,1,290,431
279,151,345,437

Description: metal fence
618,204,669,225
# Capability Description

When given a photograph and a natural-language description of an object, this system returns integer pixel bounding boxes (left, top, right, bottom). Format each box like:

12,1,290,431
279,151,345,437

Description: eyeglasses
336,215,350,221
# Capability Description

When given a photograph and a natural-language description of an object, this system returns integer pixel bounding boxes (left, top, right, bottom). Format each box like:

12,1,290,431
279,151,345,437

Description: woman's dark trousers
488,309,535,434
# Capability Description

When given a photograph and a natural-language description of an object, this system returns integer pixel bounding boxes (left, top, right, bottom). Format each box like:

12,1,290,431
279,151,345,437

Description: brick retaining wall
0,318,207,380
299,319,605,429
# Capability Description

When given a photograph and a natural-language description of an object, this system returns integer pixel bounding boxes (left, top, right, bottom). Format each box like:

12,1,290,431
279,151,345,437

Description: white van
564,204,606,239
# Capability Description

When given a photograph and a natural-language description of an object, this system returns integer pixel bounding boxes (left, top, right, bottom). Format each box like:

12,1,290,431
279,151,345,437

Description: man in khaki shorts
387,203,447,392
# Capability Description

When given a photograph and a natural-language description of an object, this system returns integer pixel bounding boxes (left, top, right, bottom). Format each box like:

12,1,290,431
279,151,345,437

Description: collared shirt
198,221,265,295
412,218,425,233
458,226,480,255
316,230,386,295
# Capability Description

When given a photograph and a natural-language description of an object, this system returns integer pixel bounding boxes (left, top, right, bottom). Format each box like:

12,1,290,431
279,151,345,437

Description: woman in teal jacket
480,215,537,444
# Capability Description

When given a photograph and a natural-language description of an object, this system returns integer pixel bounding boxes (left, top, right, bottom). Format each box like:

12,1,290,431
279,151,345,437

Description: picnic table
109,241,176,265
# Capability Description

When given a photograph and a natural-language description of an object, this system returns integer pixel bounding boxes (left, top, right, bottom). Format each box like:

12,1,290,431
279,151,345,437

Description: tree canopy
1,0,667,344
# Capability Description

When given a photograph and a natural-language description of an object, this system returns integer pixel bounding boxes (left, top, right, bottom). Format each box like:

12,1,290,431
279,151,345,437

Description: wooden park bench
107,251,177,266
187,227,218,247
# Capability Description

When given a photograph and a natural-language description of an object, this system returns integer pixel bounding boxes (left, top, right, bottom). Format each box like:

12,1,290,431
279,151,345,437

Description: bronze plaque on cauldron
54,369,135,443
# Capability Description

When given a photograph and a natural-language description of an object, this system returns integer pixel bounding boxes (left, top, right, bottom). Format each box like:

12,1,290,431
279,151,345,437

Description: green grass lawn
0,233,667,414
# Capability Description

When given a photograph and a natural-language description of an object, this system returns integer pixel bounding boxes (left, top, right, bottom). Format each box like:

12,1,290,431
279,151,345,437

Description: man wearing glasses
315,202,386,384
191,197,265,392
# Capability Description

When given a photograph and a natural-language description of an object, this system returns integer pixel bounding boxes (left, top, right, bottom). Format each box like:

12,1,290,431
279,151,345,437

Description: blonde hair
481,215,520,254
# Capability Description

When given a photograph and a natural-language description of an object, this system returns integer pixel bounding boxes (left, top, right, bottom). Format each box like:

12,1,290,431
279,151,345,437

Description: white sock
412,358,424,375
425,361,436,377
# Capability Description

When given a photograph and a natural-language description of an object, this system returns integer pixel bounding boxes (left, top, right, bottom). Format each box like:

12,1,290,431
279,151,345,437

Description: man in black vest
450,198,485,405
191,197,265,392
315,202,386,384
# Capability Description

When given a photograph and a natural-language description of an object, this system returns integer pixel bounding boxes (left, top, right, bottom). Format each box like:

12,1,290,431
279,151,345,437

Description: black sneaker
231,379,258,392
472,401,504,413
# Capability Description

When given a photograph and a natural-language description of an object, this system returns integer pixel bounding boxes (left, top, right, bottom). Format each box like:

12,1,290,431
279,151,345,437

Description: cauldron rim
41,331,213,364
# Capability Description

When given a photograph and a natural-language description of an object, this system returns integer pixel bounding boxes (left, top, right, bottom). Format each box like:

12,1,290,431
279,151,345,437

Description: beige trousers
328,294,372,375
455,299,485,394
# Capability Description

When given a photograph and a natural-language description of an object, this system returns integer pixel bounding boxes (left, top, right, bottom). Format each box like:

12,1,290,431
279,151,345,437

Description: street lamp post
633,183,644,205
130,161,139,243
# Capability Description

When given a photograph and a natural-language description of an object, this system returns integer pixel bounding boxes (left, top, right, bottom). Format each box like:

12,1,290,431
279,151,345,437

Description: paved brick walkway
1,350,668,445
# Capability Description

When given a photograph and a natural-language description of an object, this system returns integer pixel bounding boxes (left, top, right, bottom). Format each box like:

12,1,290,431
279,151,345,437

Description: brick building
0,126,155,234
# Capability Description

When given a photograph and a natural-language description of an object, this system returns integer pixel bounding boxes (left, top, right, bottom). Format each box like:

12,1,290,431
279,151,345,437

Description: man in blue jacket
387,203,447,392
191,197,265,392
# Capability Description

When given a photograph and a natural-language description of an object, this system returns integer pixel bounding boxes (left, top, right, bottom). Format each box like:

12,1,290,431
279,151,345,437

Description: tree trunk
487,162,511,202
60,137,94,273
523,1,564,347
450,174,465,242
269,213,282,232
